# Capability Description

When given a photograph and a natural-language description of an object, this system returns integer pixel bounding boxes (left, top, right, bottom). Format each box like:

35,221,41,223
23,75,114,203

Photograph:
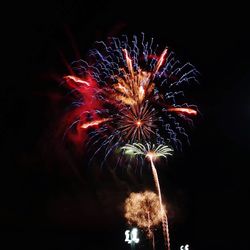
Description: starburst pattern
118,102,157,142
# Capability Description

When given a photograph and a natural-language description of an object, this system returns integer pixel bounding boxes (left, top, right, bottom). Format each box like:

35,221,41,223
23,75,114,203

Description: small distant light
125,228,140,244
180,244,189,250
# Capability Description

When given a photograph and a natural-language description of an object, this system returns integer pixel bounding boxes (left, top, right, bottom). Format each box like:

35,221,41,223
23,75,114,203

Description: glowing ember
136,120,142,127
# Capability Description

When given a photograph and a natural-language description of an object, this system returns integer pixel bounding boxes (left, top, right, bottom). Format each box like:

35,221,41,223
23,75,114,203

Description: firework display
62,34,199,250
63,34,199,159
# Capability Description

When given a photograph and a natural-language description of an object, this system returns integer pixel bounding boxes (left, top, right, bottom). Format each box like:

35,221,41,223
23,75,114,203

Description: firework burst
63,33,199,161
122,142,173,159
118,102,157,142
124,191,165,249
125,191,164,230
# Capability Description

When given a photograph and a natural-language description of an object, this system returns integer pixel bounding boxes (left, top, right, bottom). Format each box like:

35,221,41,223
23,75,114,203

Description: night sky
1,2,249,250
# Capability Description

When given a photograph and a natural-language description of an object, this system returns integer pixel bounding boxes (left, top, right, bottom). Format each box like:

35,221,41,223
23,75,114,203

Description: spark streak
154,48,168,75
80,118,111,129
167,107,197,115
64,75,90,86
123,49,134,77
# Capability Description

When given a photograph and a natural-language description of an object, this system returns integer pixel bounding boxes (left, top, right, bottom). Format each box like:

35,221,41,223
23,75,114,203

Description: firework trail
122,143,173,250
149,156,170,250
124,191,164,250
62,34,199,161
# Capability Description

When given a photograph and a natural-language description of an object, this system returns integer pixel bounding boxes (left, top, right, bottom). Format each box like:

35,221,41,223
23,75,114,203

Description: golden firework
124,191,164,234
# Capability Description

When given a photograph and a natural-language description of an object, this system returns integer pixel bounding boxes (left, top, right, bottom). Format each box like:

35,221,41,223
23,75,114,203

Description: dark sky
1,1,249,250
